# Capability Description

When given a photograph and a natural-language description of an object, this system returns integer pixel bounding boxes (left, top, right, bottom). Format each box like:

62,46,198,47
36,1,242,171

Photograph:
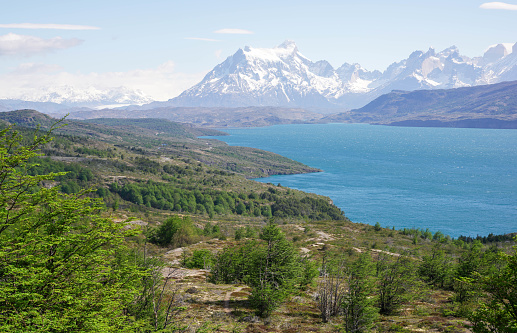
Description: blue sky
0,0,516,100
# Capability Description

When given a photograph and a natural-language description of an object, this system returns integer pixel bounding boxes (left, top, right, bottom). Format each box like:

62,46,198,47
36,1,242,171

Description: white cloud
214,28,253,34
480,2,517,10
0,23,100,30
0,61,205,101
185,37,221,42
0,33,82,56
215,49,223,59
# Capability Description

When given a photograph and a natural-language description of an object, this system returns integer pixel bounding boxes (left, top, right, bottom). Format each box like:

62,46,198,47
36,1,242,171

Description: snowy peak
278,39,297,49
482,43,511,65
238,40,305,64
277,40,299,54
172,41,383,108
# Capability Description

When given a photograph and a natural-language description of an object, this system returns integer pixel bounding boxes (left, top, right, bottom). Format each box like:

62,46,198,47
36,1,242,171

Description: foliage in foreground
0,124,177,332
469,238,517,332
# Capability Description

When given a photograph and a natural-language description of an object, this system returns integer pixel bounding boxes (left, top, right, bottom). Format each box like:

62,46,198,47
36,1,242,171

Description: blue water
207,123,517,237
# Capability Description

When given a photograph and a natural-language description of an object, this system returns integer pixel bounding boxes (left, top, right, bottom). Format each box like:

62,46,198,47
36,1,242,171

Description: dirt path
223,286,246,313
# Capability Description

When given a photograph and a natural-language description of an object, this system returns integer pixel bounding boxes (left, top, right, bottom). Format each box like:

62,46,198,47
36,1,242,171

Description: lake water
208,123,517,238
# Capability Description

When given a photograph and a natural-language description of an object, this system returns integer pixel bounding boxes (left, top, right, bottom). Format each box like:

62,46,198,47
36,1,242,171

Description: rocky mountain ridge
161,40,517,110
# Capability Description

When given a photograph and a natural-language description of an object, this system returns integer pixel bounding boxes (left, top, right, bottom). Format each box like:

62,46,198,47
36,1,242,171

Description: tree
376,252,417,315
318,258,348,323
342,253,378,333
209,242,256,284
148,215,199,248
183,249,214,269
234,227,245,240
418,243,454,289
0,124,146,331
469,238,517,332
454,241,489,304
246,221,301,317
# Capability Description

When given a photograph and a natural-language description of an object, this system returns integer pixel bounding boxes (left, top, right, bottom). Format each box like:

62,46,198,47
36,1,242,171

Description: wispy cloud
0,33,82,56
214,28,253,34
480,2,517,10
185,37,221,42
0,23,100,30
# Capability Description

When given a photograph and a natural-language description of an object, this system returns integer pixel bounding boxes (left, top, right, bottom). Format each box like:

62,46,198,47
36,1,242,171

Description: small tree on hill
418,243,454,289
376,252,418,315
342,253,378,333
318,258,348,322
246,221,301,317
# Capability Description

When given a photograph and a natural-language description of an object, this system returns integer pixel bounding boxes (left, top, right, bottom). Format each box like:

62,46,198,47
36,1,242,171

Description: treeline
457,232,517,244
109,179,344,220
271,196,344,220
398,226,517,246
110,180,272,217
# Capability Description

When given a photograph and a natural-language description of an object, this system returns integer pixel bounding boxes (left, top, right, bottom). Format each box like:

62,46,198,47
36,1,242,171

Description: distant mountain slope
82,118,224,138
324,80,517,128
67,106,324,128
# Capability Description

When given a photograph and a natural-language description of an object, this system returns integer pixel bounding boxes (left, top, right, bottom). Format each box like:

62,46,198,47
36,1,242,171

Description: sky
0,0,516,101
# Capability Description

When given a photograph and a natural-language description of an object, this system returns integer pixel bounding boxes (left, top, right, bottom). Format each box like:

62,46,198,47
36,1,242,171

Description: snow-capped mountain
168,41,517,109
18,85,153,109
171,40,380,108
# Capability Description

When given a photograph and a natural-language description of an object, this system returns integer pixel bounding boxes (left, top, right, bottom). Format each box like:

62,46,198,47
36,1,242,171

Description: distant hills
66,106,325,128
325,80,517,128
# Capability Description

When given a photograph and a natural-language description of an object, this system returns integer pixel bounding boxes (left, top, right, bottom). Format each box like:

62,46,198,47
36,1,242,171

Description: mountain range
0,86,153,113
142,40,516,110
2,40,517,128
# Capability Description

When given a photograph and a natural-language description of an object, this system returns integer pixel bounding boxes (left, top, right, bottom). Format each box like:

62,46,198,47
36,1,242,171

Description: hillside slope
0,110,320,177
325,80,517,128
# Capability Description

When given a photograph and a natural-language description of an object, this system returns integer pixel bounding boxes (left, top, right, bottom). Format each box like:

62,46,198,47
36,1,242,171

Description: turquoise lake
207,123,517,238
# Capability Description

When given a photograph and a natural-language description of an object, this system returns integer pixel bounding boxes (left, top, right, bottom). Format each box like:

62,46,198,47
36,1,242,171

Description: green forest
0,110,516,332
